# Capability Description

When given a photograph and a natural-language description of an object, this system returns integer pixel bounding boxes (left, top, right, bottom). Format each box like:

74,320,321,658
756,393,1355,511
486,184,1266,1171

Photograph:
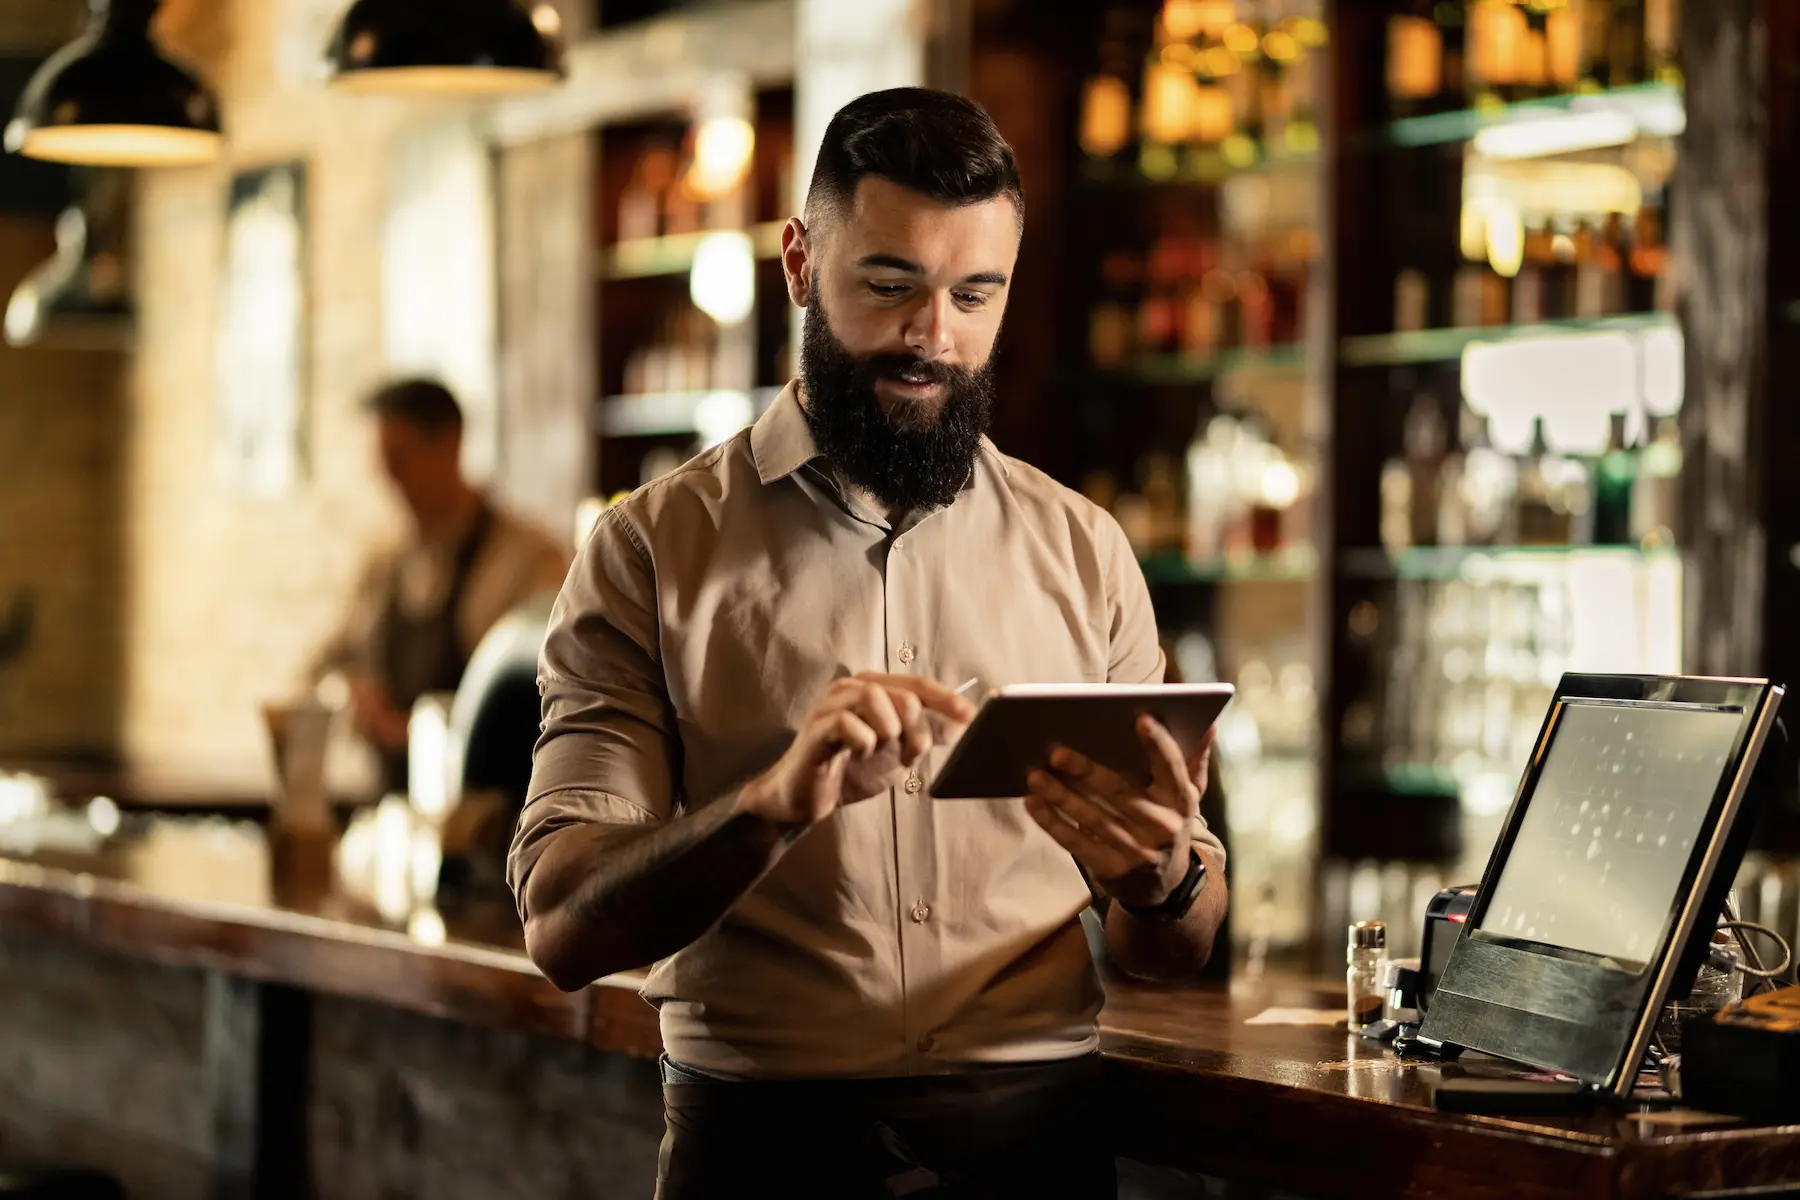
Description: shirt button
898,643,916,665
893,536,906,552
903,773,923,795
917,1034,936,1053
910,902,931,923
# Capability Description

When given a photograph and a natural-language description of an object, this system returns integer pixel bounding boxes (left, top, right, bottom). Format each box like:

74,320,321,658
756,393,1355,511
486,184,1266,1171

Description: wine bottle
1387,2,1444,118
1608,0,1646,87
1592,412,1637,546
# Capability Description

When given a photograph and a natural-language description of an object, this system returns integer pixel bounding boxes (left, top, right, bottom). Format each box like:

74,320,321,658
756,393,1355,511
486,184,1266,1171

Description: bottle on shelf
1386,1,1444,118
1403,391,1448,549
617,141,678,243
1394,266,1430,333
1608,0,1647,88
1515,418,1569,545
1581,0,1615,91
1592,411,1638,546
1467,0,1526,106
1631,415,1682,547
1645,0,1680,87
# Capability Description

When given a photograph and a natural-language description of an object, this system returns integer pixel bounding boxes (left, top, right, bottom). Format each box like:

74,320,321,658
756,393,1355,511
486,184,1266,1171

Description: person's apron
372,503,495,795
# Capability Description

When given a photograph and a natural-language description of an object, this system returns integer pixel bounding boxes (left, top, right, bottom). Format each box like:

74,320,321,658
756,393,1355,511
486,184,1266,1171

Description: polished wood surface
2,820,1799,1198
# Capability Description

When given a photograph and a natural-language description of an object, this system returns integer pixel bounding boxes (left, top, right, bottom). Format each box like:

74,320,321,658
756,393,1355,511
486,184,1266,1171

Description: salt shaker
1347,921,1388,1031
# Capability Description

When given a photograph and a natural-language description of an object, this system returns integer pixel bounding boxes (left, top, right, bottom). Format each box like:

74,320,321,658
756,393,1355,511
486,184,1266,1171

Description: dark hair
364,378,463,436
805,88,1023,228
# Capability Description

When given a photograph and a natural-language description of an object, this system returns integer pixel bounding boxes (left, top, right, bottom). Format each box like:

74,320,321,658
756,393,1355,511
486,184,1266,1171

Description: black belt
654,1053,1115,1200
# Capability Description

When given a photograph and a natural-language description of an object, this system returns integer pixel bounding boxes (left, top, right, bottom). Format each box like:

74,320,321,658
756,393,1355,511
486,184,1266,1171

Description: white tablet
929,683,1235,800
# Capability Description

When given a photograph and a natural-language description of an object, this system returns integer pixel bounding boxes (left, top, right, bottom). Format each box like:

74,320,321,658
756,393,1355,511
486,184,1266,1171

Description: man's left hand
1024,717,1212,909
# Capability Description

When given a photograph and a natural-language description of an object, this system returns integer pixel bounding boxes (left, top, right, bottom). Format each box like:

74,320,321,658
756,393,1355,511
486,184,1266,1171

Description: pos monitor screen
1418,674,1785,1096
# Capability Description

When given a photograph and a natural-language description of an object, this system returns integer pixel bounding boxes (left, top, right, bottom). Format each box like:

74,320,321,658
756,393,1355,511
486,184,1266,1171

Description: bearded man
509,87,1228,1200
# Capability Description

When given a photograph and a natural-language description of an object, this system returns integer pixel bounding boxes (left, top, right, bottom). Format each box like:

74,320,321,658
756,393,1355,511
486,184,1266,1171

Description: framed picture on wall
214,161,307,496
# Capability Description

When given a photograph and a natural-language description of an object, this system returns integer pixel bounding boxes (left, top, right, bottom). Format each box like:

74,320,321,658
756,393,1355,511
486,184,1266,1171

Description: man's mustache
859,355,968,385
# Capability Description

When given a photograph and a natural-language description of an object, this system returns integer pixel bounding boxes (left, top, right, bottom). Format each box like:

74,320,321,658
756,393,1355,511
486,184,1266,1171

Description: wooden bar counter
1,820,1798,1199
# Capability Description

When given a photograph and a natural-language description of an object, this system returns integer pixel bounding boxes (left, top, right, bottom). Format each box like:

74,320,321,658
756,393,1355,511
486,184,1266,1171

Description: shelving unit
589,86,797,496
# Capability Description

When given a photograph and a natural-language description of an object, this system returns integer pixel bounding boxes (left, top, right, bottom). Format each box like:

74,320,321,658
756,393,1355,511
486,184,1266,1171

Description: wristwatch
1119,846,1208,922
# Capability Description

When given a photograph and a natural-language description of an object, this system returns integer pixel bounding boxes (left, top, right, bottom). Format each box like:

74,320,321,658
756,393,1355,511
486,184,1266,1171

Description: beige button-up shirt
511,384,1224,1079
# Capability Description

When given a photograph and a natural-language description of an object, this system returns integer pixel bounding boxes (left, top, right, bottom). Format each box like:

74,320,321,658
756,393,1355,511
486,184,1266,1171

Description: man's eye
869,282,908,298
955,291,989,308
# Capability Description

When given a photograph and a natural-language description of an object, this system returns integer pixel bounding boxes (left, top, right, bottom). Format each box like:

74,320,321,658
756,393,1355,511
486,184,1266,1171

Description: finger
1025,794,1137,879
884,687,931,764
852,684,906,746
1029,771,1161,871
806,747,851,821
1186,728,1217,786
873,674,980,723
1137,717,1198,811
819,710,880,759
1046,744,1136,804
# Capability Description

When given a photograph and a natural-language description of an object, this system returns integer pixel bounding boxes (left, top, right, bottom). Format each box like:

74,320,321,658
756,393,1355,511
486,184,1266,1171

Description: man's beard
799,289,995,512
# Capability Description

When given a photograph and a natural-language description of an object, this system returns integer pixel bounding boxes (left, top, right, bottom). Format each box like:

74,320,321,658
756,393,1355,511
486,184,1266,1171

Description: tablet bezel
927,682,1235,801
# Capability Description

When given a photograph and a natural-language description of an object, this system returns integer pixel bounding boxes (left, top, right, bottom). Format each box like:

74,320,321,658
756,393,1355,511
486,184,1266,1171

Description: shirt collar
750,380,1012,488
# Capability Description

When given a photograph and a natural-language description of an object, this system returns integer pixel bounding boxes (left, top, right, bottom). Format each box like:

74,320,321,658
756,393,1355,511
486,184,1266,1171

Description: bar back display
1420,674,1786,1095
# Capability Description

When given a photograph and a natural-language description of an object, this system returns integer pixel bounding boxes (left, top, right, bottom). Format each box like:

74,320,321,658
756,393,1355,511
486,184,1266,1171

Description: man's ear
781,217,812,309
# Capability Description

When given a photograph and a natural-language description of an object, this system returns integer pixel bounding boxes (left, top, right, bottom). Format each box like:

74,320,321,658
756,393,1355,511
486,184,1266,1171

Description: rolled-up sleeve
507,505,675,917
1098,513,1227,870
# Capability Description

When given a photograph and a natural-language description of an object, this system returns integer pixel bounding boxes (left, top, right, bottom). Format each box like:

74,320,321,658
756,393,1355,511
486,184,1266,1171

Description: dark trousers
655,1053,1117,1199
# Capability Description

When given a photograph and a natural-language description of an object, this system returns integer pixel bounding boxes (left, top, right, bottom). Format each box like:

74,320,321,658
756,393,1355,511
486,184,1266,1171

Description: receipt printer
1682,985,1800,1121
1418,885,1478,1016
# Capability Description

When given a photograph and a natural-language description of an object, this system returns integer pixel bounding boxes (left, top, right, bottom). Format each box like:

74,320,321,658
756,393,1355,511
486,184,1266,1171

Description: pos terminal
1414,674,1786,1106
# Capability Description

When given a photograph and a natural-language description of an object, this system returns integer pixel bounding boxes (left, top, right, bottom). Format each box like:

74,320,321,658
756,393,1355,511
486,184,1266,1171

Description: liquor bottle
1627,203,1667,312
1645,0,1680,86
1468,0,1526,105
1395,266,1430,332
1516,419,1568,545
1439,0,1468,106
1592,412,1637,545
1403,392,1448,547
1631,416,1682,547
1608,0,1646,87
1546,3,1581,91
1510,224,1550,325
1543,220,1576,321
1387,1,1444,118
1519,6,1550,100
1080,74,1135,158
1580,0,1614,90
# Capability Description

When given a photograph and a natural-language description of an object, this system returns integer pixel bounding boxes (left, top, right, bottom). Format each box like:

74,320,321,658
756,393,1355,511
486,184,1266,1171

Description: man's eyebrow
857,253,923,273
855,254,1010,287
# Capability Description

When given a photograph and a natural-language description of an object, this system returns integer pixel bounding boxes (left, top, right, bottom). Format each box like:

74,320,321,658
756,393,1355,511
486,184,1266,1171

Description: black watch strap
1119,846,1207,922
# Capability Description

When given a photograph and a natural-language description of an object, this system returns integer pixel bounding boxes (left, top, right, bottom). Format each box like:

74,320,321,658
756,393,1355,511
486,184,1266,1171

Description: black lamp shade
5,1,221,167
328,0,565,96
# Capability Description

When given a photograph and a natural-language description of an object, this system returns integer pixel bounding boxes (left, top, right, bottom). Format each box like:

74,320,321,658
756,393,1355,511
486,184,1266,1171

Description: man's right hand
737,673,979,831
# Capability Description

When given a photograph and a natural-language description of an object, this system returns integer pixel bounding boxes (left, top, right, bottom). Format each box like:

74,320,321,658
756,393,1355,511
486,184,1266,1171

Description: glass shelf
595,388,782,438
1140,546,1317,585
1081,143,1318,188
1339,311,1675,368
1339,544,1679,582
602,221,787,282
1381,81,1683,152
1101,343,1307,385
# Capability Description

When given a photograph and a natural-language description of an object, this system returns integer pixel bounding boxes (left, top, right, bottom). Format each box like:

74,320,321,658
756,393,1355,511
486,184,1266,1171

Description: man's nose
902,292,954,359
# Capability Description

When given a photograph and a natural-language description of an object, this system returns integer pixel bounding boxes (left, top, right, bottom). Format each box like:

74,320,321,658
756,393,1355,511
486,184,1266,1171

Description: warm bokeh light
688,115,756,199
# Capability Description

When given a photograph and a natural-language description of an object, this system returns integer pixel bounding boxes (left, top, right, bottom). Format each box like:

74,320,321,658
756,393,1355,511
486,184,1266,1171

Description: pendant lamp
4,0,221,168
327,0,565,96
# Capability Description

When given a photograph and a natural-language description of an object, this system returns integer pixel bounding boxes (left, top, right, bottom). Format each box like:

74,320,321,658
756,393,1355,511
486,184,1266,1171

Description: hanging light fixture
5,0,221,168
327,0,566,96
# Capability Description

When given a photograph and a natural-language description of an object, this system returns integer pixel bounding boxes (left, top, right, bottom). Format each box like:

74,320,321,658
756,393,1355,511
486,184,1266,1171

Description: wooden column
1676,1,1800,846
1675,0,1772,678
495,132,595,537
